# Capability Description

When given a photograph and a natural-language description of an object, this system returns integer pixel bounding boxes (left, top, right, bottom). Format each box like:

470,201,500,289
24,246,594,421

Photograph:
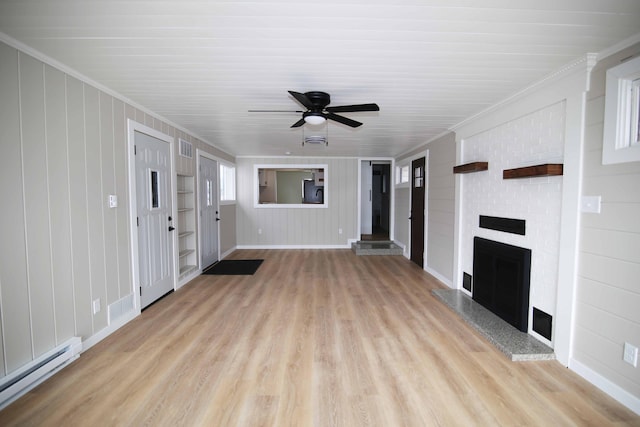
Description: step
351,241,404,256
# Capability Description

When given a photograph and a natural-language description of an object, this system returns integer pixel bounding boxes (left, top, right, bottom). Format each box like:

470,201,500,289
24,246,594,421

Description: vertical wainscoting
0,40,235,380
236,157,358,247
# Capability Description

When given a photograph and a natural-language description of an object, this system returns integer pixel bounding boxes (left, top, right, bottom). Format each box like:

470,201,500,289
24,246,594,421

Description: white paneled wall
459,102,566,345
574,43,640,401
394,132,456,284
236,157,358,246
425,133,456,284
0,41,233,378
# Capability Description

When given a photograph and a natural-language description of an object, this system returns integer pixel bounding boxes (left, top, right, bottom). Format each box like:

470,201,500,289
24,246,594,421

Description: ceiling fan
250,91,380,128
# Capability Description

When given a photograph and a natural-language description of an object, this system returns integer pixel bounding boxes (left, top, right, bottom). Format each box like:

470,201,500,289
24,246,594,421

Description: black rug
202,259,263,275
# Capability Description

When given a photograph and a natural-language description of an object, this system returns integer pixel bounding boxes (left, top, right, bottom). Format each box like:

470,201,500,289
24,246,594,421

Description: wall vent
108,294,135,324
179,138,193,158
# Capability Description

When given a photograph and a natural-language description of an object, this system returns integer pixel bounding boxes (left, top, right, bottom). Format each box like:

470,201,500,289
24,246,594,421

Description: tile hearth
432,289,555,361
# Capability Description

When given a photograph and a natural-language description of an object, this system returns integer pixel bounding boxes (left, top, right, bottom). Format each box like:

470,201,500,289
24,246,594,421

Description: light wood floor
1,250,638,426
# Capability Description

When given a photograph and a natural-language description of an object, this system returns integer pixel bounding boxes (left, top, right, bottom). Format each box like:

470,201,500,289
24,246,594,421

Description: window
150,170,159,208
395,164,410,186
219,163,236,203
603,55,640,164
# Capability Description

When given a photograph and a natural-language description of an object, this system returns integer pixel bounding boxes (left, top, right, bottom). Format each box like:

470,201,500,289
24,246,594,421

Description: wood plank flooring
1,249,638,426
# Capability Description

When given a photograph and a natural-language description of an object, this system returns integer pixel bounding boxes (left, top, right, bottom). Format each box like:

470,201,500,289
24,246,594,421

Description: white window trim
602,55,640,164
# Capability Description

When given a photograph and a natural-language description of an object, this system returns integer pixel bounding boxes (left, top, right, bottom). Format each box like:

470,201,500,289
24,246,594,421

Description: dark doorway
361,161,391,241
410,157,426,267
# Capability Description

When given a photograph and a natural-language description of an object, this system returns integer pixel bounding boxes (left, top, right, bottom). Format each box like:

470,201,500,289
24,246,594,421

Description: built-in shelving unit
503,163,563,179
453,161,488,174
177,175,197,279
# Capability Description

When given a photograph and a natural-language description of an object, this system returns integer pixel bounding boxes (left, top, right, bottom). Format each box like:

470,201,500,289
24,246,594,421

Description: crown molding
451,54,597,134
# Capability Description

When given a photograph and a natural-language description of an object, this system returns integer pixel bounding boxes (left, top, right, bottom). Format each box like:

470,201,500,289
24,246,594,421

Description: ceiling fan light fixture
303,112,326,125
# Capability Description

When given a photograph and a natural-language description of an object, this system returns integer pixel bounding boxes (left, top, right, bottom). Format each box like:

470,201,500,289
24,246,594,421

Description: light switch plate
108,194,118,208
581,196,601,214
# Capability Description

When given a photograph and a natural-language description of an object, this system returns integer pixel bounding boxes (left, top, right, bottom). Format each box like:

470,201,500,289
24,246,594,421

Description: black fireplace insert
472,237,532,332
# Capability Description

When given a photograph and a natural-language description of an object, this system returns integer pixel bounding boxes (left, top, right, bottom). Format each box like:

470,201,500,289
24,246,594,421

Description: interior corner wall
235,157,358,247
572,42,640,410
0,40,234,379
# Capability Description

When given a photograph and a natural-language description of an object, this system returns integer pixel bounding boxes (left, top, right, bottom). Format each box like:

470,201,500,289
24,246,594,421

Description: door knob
168,226,175,231
216,218,221,221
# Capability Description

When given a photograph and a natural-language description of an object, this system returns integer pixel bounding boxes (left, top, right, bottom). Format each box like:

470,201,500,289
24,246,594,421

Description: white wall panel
84,85,108,331
113,98,132,299
426,132,455,282
66,75,93,339
0,42,31,374
20,53,56,358
44,64,75,343
100,92,120,310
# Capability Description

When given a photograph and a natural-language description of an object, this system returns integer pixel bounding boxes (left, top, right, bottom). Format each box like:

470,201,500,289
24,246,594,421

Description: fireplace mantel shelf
453,161,488,174
503,163,563,179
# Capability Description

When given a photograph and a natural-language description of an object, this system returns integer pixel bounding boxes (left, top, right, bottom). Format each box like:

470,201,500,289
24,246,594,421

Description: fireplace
472,237,532,332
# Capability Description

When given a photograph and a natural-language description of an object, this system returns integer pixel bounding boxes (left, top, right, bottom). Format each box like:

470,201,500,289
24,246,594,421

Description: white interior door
135,131,175,308
361,161,372,235
200,156,219,269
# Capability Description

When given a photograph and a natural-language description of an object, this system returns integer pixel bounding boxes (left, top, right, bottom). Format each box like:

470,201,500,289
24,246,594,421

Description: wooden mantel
453,161,488,174
503,163,563,179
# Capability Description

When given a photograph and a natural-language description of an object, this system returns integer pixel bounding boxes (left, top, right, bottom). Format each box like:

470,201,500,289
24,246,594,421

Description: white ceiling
1,0,639,158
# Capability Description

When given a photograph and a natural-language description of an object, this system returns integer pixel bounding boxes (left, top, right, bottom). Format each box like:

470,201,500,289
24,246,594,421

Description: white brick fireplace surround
458,101,565,347
452,54,595,366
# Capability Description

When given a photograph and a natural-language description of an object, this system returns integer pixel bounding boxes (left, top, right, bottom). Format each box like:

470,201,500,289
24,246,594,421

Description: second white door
200,156,219,269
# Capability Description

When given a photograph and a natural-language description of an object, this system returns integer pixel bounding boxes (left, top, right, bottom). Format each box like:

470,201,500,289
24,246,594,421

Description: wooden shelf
179,249,195,259
503,163,563,179
453,162,488,174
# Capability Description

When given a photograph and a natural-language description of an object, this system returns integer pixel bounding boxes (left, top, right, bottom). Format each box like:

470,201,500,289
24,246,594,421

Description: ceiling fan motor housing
304,91,331,110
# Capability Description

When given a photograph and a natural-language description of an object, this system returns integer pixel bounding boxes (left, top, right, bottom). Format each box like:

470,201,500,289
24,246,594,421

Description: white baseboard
81,309,139,353
423,265,454,288
569,358,640,416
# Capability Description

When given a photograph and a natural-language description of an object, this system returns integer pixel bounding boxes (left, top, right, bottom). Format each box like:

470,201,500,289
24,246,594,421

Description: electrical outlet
93,298,101,314
623,342,638,367
338,228,343,234
258,228,262,235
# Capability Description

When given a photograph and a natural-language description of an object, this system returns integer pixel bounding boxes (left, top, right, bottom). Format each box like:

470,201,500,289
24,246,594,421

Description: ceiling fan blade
288,91,315,110
326,103,380,113
248,110,304,113
326,112,362,128
290,118,306,128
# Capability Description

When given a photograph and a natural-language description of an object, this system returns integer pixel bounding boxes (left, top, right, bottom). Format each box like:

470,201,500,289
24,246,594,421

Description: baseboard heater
0,336,82,410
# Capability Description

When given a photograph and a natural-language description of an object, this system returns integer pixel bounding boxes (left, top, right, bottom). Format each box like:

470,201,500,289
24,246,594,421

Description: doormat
202,259,263,275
